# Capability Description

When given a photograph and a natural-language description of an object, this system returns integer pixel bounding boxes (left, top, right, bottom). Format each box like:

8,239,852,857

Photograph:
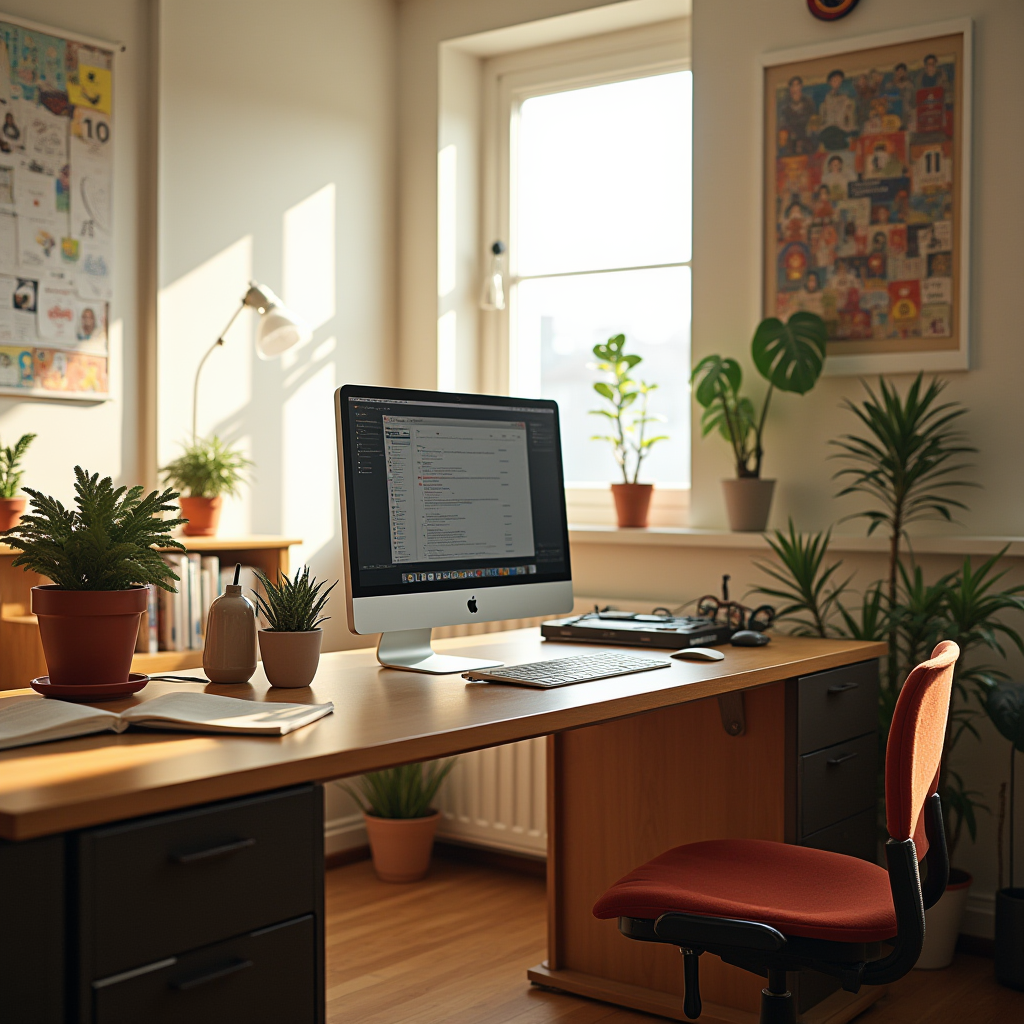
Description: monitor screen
338,386,571,600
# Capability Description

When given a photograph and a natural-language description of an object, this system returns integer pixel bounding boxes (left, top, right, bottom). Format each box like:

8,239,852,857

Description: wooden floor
325,858,1024,1024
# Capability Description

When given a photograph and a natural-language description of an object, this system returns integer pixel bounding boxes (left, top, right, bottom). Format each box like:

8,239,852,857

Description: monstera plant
690,311,827,530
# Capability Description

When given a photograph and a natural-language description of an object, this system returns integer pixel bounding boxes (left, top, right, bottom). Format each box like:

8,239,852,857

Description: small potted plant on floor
691,311,826,531
252,566,337,687
589,333,668,528
343,761,457,883
160,435,251,536
0,432,36,532
2,467,185,697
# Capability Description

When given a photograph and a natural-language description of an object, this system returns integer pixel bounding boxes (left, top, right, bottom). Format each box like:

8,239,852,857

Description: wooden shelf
132,651,206,673
159,535,303,553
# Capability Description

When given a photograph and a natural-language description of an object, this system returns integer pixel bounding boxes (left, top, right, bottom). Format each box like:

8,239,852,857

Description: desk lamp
191,282,311,440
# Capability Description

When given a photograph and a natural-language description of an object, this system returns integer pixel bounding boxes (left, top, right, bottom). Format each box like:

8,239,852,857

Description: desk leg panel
545,683,788,1016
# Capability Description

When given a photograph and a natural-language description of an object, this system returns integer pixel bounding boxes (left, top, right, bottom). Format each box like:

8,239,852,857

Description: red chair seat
593,839,897,943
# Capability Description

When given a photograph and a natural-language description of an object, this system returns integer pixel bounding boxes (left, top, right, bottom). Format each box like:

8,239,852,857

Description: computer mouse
731,630,771,647
670,647,726,662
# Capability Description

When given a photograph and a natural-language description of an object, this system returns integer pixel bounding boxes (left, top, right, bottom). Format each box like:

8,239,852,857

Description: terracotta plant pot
31,585,148,688
611,483,653,528
722,478,776,532
364,810,440,883
258,629,322,688
0,496,26,533
179,495,223,537
916,867,972,969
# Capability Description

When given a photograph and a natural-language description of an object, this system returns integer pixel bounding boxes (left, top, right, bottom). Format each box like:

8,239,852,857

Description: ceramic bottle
203,584,257,683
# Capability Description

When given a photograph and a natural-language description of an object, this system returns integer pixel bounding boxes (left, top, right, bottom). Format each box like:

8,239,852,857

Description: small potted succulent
2,467,185,695
589,333,668,528
342,760,456,882
160,435,251,536
252,566,337,688
691,311,827,532
0,432,36,532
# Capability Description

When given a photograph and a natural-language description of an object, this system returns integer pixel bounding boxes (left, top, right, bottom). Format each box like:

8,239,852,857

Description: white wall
157,0,397,653
0,0,155,502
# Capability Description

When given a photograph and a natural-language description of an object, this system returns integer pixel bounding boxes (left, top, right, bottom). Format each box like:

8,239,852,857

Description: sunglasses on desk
694,595,776,633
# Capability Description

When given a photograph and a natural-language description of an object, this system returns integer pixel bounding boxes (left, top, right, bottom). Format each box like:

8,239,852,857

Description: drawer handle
827,752,859,766
827,682,860,694
172,837,256,864
172,958,253,992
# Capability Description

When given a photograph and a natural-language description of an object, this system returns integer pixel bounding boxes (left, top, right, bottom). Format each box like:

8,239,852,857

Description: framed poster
0,10,115,401
761,20,972,374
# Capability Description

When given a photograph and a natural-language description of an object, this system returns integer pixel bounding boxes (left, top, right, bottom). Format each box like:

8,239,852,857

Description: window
492,44,692,489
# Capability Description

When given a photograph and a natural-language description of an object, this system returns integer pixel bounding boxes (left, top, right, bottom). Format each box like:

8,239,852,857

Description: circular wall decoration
807,0,861,20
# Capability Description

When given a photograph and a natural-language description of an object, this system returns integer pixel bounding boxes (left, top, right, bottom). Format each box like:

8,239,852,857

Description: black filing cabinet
0,783,324,1024
786,659,880,1011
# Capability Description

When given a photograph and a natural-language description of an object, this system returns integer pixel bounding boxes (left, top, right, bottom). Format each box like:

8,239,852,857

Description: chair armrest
861,838,925,986
655,912,786,952
921,793,949,912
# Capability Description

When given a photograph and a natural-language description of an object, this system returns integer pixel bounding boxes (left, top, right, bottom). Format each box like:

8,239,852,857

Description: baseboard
956,932,995,958
324,811,367,858
434,838,546,877
962,890,995,941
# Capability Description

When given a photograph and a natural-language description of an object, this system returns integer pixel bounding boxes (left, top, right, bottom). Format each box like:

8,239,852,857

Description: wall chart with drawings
0,15,113,401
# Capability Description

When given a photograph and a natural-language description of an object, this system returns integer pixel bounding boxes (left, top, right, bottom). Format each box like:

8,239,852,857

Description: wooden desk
0,630,885,1024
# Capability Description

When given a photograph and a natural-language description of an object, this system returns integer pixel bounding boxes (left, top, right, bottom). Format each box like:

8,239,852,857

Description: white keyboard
462,651,671,688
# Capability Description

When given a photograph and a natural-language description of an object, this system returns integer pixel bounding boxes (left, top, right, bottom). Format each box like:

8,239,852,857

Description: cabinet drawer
797,660,878,755
93,914,316,1024
800,807,878,863
799,733,876,837
80,785,321,979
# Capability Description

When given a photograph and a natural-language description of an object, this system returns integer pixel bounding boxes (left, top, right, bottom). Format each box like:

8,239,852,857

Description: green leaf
593,382,614,401
251,566,338,631
985,684,1024,751
690,355,742,409
160,435,252,499
751,311,827,395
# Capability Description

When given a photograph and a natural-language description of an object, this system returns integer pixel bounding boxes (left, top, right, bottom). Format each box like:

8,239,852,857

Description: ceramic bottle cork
203,563,257,683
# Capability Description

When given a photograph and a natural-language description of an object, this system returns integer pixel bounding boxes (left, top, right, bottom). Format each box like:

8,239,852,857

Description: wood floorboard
325,859,1024,1024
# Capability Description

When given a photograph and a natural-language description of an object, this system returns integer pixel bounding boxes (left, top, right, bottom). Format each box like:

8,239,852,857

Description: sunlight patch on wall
283,183,336,332
437,144,457,300
437,310,457,391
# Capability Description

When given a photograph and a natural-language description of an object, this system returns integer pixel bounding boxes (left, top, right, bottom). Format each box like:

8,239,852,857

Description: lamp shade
255,306,310,359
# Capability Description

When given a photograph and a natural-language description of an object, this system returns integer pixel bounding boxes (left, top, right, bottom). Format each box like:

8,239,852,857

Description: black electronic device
541,610,732,650
731,629,771,647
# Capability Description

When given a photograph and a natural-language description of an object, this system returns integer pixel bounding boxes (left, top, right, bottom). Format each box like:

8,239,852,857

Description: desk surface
0,630,884,840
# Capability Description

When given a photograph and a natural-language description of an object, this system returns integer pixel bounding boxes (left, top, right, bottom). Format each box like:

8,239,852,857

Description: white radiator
434,737,547,857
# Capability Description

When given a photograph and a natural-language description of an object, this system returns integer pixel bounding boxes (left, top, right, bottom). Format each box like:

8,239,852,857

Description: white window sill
567,524,1024,557
566,485,690,528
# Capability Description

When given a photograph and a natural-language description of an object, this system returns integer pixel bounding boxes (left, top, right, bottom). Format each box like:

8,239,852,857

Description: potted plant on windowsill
0,432,36,532
342,760,457,883
252,567,337,688
691,311,826,532
589,333,668,528
2,467,185,698
160,435,251,537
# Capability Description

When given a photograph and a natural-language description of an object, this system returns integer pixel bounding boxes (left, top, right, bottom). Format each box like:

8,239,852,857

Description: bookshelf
0,535,300,690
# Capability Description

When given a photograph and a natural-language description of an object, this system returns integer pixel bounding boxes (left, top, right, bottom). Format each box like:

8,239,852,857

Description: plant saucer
30,673,149,702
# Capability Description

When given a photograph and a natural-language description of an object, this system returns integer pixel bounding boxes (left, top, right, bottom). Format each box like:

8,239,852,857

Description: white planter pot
916,869,972,969
722,478,776,532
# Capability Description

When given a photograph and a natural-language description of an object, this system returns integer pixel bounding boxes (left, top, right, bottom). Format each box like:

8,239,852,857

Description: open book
0,692,334,752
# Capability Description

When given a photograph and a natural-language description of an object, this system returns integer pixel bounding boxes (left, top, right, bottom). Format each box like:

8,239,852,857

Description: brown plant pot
0,496,26,533
258,629,322,688
363,810,440,883
722,478,776,532
611,483,654,528
31,585,148,688
179,495,223,537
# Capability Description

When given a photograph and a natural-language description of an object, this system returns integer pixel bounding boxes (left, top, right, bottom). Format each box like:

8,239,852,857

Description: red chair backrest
884,640,958,857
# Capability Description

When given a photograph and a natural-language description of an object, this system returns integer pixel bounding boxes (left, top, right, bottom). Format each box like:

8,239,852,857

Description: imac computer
335,384,574,674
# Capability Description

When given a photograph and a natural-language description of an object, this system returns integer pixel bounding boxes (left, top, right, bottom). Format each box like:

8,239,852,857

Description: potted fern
160,435,251,536
343,760,456,882
2,467,185,699
691,311,827,531
589,333,668,528
252,567,337,687
0,432,36,532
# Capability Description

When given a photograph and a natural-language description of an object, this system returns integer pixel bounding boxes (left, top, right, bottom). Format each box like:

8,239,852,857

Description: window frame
480,22,692,517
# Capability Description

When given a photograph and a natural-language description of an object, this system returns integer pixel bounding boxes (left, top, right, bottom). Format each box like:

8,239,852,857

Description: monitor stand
376,628,504,675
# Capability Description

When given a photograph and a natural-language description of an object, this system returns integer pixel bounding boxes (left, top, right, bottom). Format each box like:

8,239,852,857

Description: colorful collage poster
764,32,964,366
0,21,113,398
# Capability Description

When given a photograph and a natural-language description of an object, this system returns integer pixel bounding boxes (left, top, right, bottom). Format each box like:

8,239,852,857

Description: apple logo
467,597,478,614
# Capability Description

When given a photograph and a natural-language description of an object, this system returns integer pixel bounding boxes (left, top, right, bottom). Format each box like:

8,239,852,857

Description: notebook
0,692,334,752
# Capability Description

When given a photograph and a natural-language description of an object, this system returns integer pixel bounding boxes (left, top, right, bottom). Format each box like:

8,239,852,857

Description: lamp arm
192,300,246,442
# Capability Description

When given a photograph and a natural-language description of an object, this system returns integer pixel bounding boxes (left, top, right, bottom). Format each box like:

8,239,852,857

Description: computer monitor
335,385,574,673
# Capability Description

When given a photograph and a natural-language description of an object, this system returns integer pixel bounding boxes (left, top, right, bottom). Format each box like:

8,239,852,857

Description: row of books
135,557,261,654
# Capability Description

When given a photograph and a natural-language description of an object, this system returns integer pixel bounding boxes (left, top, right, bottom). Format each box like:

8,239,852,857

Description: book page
119,692,334,736
0,696,124,751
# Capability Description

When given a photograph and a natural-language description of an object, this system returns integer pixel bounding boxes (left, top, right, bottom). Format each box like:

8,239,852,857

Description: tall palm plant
830,374,977,695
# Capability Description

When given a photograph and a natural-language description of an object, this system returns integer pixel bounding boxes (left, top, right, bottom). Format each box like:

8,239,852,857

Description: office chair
593,640,958,1024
